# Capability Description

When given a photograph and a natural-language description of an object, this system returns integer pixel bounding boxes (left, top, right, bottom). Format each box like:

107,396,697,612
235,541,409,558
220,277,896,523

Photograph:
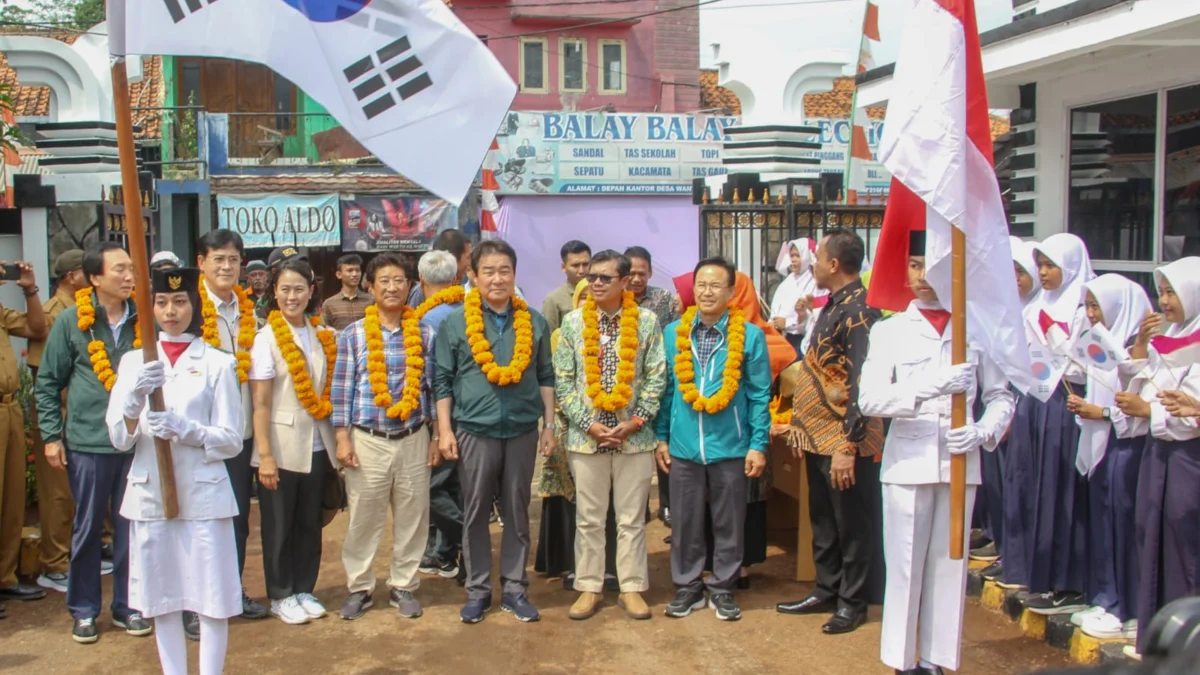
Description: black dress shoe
822,607,866,634
776,594,835,615
0,583,46,601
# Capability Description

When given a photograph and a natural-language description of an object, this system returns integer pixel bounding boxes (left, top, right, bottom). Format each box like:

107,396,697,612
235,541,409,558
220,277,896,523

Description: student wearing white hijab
1063,274,1151,639
770,238,819,357
1113,257,1200,656
1010,236,1042,309
1004,233,1094,615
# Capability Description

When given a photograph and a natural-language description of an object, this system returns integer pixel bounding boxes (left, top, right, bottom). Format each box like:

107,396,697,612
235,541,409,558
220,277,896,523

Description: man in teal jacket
654,256,771,622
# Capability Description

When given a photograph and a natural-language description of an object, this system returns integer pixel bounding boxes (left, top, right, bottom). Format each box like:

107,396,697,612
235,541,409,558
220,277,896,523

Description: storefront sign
341,196,457,252
217,193,341,249
494,111,738,195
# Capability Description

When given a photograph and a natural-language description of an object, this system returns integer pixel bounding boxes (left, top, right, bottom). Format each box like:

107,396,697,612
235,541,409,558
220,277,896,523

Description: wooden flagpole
111,56,180,519
949,225,967,559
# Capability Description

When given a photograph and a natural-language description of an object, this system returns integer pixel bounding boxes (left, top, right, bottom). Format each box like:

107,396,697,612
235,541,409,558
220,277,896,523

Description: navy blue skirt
1002,387,1087,592
1086,429,1146,620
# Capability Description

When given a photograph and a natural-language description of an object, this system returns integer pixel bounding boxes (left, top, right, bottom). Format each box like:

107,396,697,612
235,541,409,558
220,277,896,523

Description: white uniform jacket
107,339,246,521
858,304,1016,485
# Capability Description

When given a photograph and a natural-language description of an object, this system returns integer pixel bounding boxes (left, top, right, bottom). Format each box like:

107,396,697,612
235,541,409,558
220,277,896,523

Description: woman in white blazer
249,258,338,625
107,267,244,675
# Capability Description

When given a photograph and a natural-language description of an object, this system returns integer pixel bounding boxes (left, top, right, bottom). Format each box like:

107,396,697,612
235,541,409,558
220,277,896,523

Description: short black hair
265,258,319,316
336,253,363,269
624,246,652,265
471,239,518,274
693,256,736,287
364,252,410,285
432,229,470,259
821,228,865,274
560,240,591,262
589,250,631,278
197,229,245,257
83,240,127,284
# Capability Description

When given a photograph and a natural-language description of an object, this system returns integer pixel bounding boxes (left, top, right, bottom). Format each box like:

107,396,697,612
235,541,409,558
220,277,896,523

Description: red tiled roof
802,76,886,120
699,70,741,115
211,173,423,194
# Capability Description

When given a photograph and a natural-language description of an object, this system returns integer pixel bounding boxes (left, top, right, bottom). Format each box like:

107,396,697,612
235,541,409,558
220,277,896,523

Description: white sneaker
100,560,113,576
37,572,69,593
296,593,327,619
1122,644,1142,661
1070,605,1107,627
1082,614,1137,640
270,596,310,625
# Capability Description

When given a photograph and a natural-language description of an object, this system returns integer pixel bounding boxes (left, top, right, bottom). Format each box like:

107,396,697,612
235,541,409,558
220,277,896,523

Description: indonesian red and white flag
1038,310,1072,355
874,0,1034,393
1151,329,1200,369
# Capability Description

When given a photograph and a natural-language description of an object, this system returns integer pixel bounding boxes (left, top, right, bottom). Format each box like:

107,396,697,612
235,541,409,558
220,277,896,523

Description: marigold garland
77,287,142,392
268,310,336,420
197,275,256,383
365,285,466,419
769,395,792,425
674,305,746,414
582,290,640,412
463,288,533,387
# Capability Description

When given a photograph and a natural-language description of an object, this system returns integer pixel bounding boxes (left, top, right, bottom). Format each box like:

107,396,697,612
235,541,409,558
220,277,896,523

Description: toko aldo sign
217,193,341,249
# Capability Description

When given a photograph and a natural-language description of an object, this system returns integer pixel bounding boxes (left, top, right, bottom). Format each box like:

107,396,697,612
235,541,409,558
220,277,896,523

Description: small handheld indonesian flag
1038,310,1072,355
1151,328,1200,369
1073,323,1129,371
1028,345,1069,402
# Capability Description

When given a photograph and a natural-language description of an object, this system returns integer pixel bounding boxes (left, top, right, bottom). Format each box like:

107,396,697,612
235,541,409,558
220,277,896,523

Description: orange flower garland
582,290,640,412
769,395,792,425
463,288,533,386
197,275,256,383
674,305,746,414
365,285,466,419
77,287,142,392
268,310,336,419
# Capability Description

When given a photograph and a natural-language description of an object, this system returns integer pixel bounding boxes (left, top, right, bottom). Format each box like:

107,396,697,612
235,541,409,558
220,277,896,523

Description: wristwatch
1101,407,1112,421
22,285,38,297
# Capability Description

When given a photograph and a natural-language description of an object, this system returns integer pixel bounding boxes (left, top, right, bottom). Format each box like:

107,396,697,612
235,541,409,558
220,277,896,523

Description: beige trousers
341,427,430,594
568,451,655,594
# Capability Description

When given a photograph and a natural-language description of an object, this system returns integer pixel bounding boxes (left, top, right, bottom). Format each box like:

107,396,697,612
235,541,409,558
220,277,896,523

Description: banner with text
217,193,341,249
341,196,457,252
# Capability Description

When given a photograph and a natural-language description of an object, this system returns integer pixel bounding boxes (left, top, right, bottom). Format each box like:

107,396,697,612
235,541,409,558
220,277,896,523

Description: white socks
198,615,228,675
152,611,229,675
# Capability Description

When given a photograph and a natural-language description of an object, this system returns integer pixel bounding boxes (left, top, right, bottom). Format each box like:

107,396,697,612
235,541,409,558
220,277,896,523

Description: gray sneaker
37,572,68,593
389,589,422,618
339,591,372,621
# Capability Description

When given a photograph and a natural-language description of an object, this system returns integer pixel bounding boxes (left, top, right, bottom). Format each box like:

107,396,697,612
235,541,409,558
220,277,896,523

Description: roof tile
210,173,422,194
699,70,741,115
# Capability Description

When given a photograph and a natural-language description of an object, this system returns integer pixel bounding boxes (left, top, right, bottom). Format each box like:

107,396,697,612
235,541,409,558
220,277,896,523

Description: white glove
913,363,976,402
123,361,166,419
945,423,986,455
147,409,205,446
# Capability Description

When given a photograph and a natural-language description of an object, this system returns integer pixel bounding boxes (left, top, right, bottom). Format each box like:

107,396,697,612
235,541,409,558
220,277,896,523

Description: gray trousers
669,456,746,594
457,429,538,600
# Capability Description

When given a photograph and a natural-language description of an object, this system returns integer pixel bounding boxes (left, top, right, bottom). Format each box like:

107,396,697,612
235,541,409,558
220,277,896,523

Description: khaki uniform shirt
26,287,76,369
0,304,36,395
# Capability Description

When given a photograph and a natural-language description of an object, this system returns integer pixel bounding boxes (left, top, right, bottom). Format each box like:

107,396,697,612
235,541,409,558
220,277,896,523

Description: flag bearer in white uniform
106,267,245,675
858,230,1016,675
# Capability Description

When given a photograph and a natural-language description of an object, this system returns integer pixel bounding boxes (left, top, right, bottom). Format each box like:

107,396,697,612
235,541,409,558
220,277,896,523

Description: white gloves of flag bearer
147,410,207,447
124,360,166,420
913,363,976,402
946,423,987,454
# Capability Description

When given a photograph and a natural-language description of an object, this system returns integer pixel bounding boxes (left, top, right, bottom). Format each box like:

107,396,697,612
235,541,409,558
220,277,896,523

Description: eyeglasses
587,273,619,285
695,283,726,294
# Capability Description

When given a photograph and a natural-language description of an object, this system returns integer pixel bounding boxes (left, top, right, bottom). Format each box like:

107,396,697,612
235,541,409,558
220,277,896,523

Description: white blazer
107,339,245,521
858,304,1016,486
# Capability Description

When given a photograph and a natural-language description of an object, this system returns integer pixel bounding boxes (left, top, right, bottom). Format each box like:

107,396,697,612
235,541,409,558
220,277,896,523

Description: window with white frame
519,37,548,93
1163,84,1200,262
598,39,626,95
560,38,586,93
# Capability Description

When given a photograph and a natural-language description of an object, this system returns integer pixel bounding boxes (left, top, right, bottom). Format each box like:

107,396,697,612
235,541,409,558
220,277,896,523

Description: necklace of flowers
77,287,142,392
582,290,640,412
365,285,466,419
197,275,256,383
268,310,337,420
463,288,533,387
674,305,747,414
769,395,792,425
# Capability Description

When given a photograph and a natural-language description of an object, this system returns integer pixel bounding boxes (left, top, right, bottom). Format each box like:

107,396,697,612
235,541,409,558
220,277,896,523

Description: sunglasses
586,273,621,285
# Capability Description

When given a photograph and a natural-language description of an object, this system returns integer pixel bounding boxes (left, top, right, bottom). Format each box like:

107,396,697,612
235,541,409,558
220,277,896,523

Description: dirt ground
1,497,1072,675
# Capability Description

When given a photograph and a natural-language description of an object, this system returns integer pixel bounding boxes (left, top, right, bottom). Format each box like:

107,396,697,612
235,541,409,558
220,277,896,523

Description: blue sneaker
460,596,491,624
500,592,540,622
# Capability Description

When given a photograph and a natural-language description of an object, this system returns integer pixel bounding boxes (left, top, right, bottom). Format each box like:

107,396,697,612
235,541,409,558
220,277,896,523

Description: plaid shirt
692,319,724,370
321,290,374,332
331,316,436,432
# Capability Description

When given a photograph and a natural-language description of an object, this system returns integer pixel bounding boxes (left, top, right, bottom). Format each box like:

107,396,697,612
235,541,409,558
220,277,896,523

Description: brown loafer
568,592,602,620
618,592,651,620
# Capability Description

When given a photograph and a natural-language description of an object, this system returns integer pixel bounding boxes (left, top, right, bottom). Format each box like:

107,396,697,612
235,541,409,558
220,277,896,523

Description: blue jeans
66,450,133,620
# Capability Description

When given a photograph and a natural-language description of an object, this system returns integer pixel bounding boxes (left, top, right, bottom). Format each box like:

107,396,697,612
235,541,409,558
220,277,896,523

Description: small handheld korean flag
1028,345,1069,403
1151,328,1200,369
1038,310,1073,355
120,0,516,204
1073,323,1129,372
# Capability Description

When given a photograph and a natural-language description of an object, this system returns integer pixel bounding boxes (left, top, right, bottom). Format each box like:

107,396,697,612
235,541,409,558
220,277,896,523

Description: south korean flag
119,0,516,204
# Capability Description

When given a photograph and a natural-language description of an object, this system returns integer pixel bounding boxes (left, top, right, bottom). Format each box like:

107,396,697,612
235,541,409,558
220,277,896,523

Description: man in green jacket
654,256,771,623
36,241,152,644
434,239,556,625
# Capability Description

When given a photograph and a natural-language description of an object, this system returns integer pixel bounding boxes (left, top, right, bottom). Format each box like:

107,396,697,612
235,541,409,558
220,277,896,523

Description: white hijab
1076,274,1153,475
1011,236,1042,308
1154,256,1200,338
770,238,820,333
1032,233,1095,324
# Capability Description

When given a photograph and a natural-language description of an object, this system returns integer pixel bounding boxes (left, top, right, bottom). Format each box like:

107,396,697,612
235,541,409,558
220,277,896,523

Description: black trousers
656,465,670,516
226,439,255,578
426,459,464,561
806,452,880,614
259,457,326,600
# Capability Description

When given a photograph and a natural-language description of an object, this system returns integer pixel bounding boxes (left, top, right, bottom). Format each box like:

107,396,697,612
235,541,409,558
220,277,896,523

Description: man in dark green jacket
434,239,556,625
36,241,152,644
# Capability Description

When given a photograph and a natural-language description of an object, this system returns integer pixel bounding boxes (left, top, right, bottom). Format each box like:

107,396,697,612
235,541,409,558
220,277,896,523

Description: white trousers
880,483,976,671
